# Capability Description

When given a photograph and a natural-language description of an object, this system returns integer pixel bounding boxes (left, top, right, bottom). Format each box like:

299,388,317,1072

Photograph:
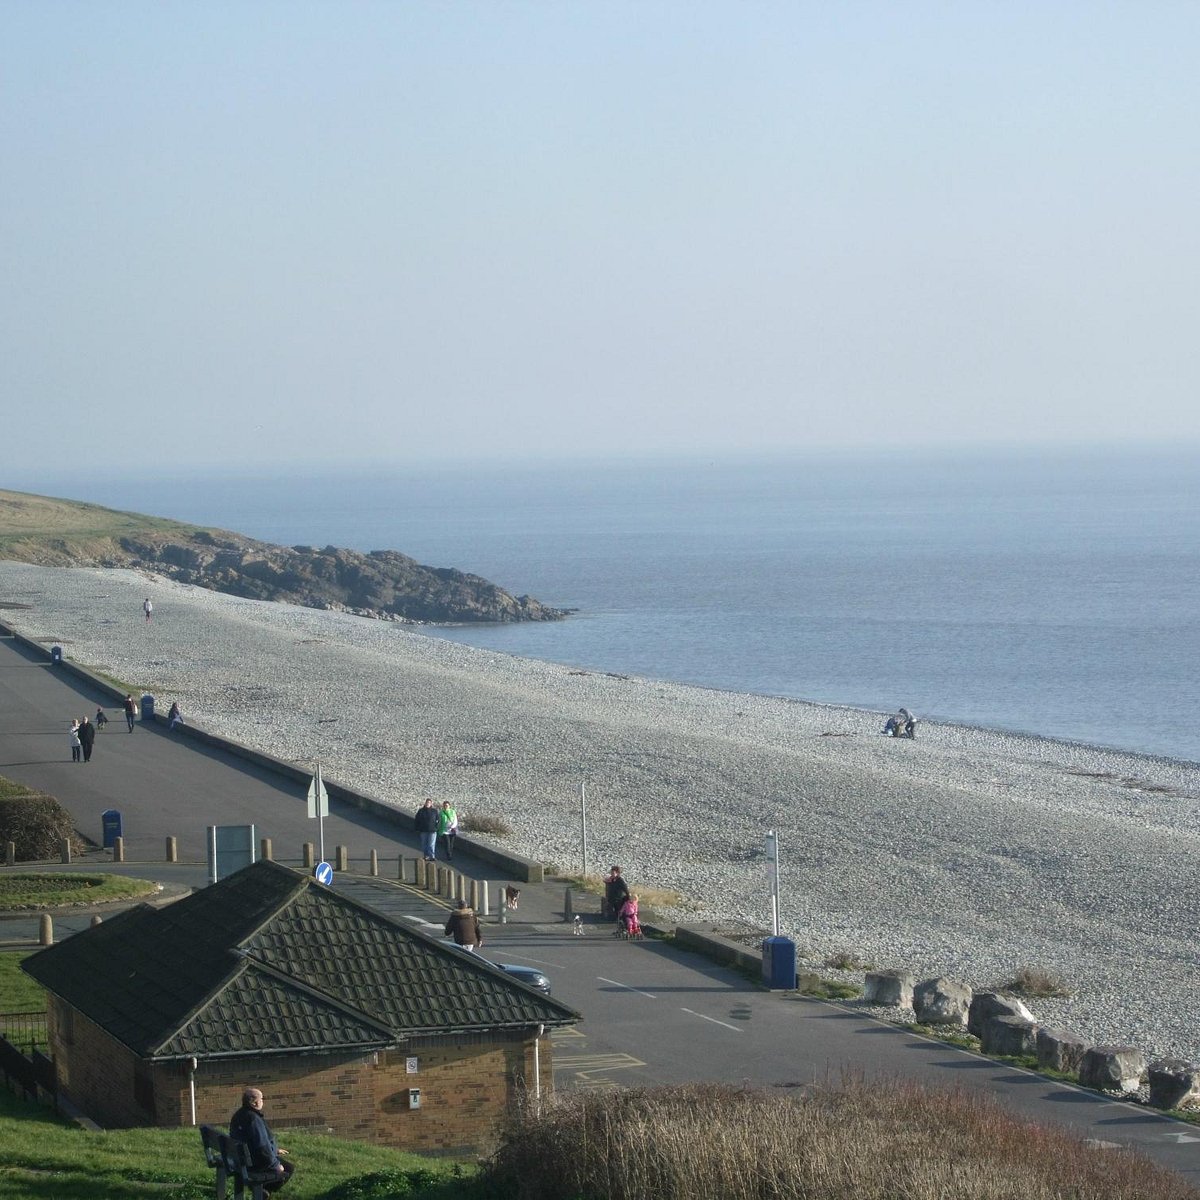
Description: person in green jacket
437,800,459,862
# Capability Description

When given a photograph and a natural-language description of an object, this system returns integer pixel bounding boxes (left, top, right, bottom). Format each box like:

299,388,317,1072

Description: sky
3,1,1199,473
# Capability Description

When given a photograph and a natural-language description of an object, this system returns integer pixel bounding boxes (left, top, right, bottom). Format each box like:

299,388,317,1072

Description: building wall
47,1000,555,1158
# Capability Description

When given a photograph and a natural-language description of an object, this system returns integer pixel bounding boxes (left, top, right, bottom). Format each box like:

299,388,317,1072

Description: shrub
0,792,84,861
1006,965,1071,999
460,813,512,836
482,1079,1200,1200
824,950,871,971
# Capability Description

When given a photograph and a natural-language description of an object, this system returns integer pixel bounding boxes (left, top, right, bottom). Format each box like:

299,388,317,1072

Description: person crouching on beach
167,701,183,730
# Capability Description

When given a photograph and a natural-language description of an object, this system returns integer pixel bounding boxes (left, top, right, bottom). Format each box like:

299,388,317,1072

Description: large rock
913,977,973,1027
1079,1045,1146,1094
980,1015,1038,1057
1148,1059,1200,1111
968,992,1035,1038
1036,1028,1089,1074
863,971,915,1008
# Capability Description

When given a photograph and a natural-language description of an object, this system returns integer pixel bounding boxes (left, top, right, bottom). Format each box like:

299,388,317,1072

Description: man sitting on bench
229,1086,293,1193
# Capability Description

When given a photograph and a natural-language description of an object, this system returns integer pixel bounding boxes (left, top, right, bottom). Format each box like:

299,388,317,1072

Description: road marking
681,1007,743,1032
598,976,657,999
1163,1132,1200,1144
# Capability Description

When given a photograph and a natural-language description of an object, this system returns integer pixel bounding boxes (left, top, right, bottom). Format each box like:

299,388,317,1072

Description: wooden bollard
369,849,379,877
260,837,273,862
112,836,125,863
564,886,574,922
479,880,490,917
424,859,436,890
165,836,178,863
498,882,507,924
335,845,349,872
39,914,53,945
303,842,315,868
470,879,480,910
4,841,14,867
399,856,414,883
60,838,72,864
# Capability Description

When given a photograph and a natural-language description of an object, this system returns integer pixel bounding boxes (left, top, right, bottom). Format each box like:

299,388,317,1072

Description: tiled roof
24,860,578,1061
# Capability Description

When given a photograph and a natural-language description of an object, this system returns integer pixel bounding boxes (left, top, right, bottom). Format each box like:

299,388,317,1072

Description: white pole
317,760,326,864
581,780,588,876
766,829,781,937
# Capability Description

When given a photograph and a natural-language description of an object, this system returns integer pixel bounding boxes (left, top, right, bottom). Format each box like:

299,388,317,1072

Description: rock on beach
3,561,1200,1063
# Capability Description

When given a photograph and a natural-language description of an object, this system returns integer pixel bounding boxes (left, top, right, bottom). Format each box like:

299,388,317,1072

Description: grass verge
0,873,160,910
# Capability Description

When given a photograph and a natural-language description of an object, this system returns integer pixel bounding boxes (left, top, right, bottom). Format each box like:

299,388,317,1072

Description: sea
9,444,1200,764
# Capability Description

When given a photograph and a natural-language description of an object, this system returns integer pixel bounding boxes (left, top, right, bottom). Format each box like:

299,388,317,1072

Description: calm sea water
12,446,1200,763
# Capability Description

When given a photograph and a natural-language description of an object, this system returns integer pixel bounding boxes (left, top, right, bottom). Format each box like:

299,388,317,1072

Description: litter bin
50,646,62,665
101,809,123,849
762,935,796,990
141,694,155,722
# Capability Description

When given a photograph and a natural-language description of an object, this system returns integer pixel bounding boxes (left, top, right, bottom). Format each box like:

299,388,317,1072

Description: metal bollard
369,849,379,877
39,914,53,945
112,836,125,863
260,837,273,862
303,842,315,868
60,838,72,864
165,836,177,863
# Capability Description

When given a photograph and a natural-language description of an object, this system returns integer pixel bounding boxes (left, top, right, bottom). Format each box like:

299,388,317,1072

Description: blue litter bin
141,694,155,722
50,646,62,665
101,809,122,849
762,935,796,990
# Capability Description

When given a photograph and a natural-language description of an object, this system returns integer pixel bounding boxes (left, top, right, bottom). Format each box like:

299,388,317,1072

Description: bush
824,950,871,971
482,1080,1200,1200
0,792,84,861
1006,965,1071,998
461,813,513,836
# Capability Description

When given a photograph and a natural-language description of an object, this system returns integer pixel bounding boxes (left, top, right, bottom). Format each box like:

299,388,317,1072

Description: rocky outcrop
79,530,568,625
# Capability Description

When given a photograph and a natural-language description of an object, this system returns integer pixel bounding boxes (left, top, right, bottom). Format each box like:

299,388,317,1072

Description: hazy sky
3,2,1198,472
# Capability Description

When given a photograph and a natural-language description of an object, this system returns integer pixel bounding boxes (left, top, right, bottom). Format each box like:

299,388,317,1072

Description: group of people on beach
603,865,641,936
413,797,459,862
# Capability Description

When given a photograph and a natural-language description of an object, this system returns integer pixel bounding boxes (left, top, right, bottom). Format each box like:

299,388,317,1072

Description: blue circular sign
313,862,334,885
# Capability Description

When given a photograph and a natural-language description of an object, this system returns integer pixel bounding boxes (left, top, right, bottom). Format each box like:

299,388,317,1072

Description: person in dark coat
414,797,440,861
123,694,137,732
77,716,96,763
604,865,630,921
445,899,482,951
229,1087,292,1192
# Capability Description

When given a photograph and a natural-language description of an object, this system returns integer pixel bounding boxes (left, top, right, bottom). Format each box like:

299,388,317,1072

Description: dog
573,914,584,936
504,885,521,911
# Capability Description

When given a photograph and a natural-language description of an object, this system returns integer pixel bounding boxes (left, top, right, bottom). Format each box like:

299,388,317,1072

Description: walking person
444,898,482,952
123,694,136,732
143,597,153,622
229,1086,293,1193
437,800,459,862
77,715,95,763
414,797,439,861
69,719,81,763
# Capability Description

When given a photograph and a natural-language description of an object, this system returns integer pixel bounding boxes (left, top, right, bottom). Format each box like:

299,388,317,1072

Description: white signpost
580,780,589,875
765,829,781,936
307,761,329,865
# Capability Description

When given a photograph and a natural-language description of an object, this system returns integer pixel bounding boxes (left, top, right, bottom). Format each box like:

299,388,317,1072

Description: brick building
23,860,579,1156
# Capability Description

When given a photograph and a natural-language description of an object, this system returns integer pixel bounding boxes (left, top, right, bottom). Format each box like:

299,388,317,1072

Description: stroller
883,707,916,739
615,895,644,940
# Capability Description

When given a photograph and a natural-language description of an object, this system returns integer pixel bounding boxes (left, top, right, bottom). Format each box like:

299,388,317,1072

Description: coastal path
3,630,1199,1185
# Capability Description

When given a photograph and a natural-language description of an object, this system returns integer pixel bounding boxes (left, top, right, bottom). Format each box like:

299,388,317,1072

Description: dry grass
460,812,512,836
825,949,871,970
1006,965,1071,999
484,1079,1200,1200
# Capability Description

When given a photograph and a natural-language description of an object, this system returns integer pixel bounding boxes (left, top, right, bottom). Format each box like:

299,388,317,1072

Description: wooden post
479,880,489,917
369,849,379,877
260,837,273,862
470,879,480,910
165,836,178,863
4,841,14,867
564,886,574,922
112,836,125,863
39,914,53,945
60,838,72,864
424,860,436,890
336,845,349,872
303,842,315,868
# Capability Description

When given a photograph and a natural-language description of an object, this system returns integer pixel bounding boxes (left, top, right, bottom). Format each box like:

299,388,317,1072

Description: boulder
1148,1058,1200,1111
968,991,1035,1038
863,971,915,1008
1079,1045,1146,1094
912,977,973,1027
980,1015,1039,1057
1036,1028,1089,1074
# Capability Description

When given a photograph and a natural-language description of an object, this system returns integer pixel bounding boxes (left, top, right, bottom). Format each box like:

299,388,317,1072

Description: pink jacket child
618,894,641,935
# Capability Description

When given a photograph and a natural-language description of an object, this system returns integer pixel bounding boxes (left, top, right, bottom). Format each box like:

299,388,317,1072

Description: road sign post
307,761,329,865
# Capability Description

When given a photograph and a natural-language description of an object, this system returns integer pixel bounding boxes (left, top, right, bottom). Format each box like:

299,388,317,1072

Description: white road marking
1162,1132,1200,1144
681,1007,743,1032
597,976,657,999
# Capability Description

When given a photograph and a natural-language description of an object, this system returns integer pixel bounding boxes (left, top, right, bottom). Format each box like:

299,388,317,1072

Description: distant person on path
69,719,81,763
414,798,439,861
78,716,95,762
143,597,153,622
167,701,183,730
437,800,459,861
604,865,630,921
445,898,482,951
229,1086,293,1193
123,694,136,732
95,707,108,731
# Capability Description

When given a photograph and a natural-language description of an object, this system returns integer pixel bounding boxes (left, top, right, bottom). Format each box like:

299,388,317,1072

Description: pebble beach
3,561,1199,1064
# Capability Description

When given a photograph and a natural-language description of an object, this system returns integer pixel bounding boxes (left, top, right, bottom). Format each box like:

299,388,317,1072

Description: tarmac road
3,629,1199,1184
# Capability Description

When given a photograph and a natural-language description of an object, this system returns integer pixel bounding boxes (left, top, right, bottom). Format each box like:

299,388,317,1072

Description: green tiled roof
24,860,579,1061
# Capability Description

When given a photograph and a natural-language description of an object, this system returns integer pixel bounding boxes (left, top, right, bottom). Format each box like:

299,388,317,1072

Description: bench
198,1126,228,1200
199,1126,281,1199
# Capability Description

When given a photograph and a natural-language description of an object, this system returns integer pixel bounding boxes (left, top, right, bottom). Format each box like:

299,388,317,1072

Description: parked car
443,940,551,993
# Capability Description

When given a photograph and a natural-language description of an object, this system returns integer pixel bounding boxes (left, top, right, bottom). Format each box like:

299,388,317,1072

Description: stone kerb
912,977,972,1028
1078,1045,1147,1094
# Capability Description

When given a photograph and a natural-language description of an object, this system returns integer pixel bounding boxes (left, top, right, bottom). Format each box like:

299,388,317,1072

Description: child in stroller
616,894,643,939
